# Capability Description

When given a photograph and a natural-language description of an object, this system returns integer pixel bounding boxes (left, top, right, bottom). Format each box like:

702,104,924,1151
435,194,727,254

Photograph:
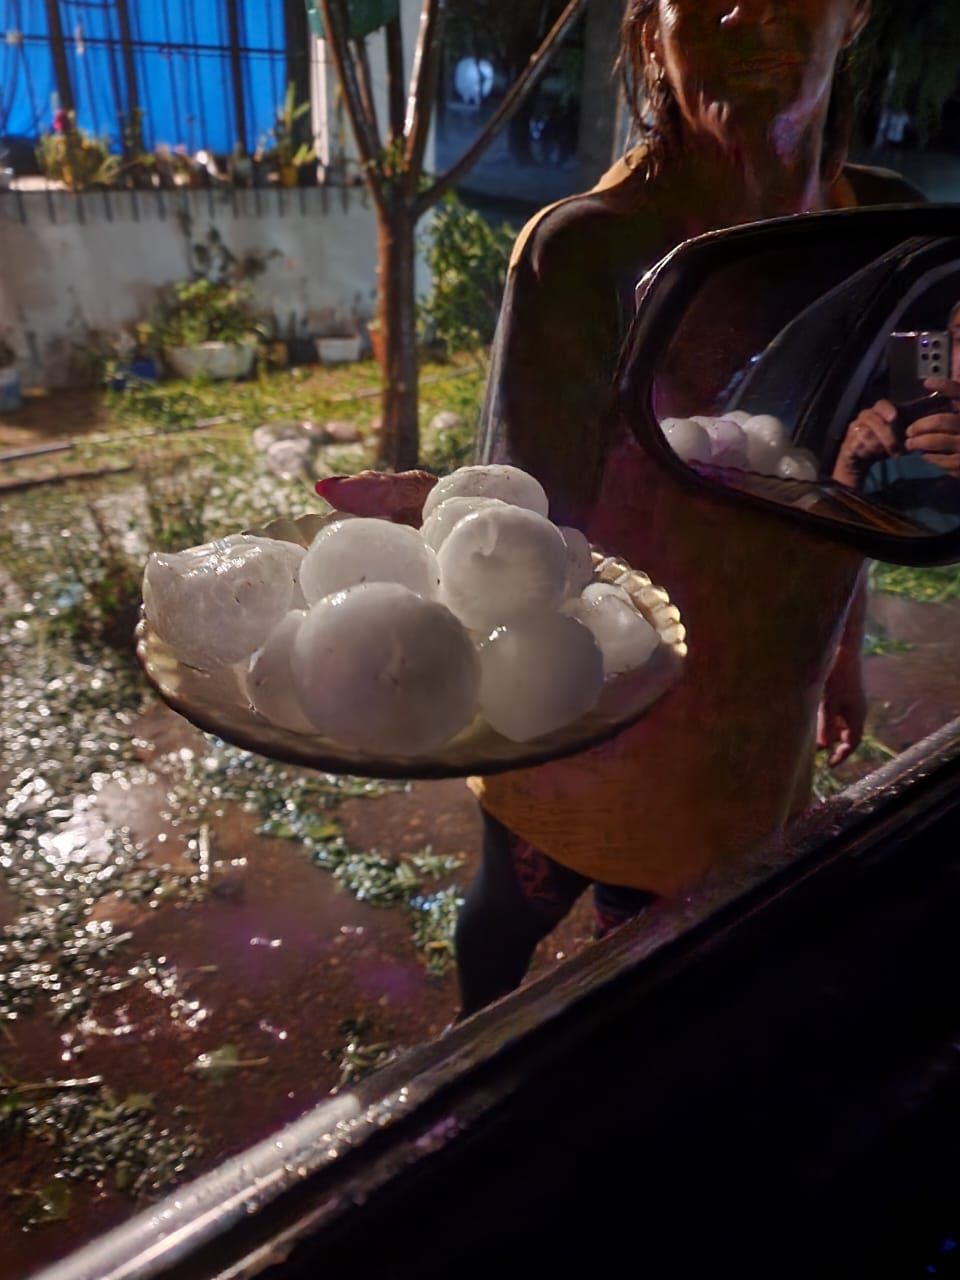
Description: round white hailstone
234,534,307,607
299,517,440,604
567,582,660,677
777,449,819,482
246,610,315,733
723,410,753,427
476,612,604,742
437,505,568,631
143,536,299,669
660,417,712,464
702,417,748,468
290,583,480,755
419,496,507,552
421,464,550,521
743,414,790,475
559,525,595,597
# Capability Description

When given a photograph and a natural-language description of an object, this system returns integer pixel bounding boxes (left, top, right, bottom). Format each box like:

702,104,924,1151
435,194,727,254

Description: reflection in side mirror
621,207,960,563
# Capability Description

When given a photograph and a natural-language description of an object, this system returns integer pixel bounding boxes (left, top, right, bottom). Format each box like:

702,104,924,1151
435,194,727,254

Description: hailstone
437,504,568,632
144,536,301,669
701,417,748,469
559,525,595,597
421,464,550,521
476,612,604,742
777,449,819,482
299,517,440,604
660,418,712,464
742,414,790,475
566,582,660,676
290,583,480,755
722,410,753,427
246,610,315,733
419,496,506,552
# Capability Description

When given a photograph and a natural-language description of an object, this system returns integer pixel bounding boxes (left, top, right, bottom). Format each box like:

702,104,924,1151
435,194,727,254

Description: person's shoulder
841,161,927,206
509,190,621,281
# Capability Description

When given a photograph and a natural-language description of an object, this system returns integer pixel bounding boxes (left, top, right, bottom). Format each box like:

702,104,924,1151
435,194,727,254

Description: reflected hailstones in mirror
477,612,604,742
660,412,819,481
143,535,303,669
437,504,569,632
299,517,441,603
290,583,481,755
559,525,595,596
421,463,550,520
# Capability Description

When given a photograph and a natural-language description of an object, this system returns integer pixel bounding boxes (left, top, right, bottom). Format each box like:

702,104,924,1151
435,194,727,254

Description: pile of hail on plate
142,464,671,756
660,411,819,481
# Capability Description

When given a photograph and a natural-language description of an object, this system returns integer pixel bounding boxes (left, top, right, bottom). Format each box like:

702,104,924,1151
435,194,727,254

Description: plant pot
314,334,362,365
368,323,385,370
164,341,258,381
0,365,22,413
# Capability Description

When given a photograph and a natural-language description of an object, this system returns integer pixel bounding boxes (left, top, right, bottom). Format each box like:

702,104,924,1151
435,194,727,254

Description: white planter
314,334,362,365
164,341,257,381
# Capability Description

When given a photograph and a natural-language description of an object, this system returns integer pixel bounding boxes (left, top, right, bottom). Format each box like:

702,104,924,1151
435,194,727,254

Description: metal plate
135,514,687,780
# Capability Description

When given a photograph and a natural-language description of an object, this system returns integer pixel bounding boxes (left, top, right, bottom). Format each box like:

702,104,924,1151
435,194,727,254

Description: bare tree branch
415,0,588,217
353,35,383,156
318,0,386,213
385,15,406,143
403,0,446,189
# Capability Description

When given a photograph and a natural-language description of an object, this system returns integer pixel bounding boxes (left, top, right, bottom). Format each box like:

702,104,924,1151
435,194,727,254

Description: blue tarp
1,0,288,154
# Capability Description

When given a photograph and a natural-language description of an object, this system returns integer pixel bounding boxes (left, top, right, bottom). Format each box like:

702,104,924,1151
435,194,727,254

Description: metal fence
1,0,309,157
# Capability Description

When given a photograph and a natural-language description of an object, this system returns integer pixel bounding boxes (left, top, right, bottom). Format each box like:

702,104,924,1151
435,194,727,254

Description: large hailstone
777,448,819,482
143,536,301,669
421,464,549,521
290,583,480,755
476,612,604,742
566,582,660,676
246,610,315,733
300,517,440,604
559,525,594,597
437,504,568,632
419,496,507,552
696,417,748,469
660,418,712,464
742,414,790,475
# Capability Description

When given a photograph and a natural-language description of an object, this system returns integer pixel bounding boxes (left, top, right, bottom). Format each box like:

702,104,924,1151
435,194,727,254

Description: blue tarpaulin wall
1,1,290,154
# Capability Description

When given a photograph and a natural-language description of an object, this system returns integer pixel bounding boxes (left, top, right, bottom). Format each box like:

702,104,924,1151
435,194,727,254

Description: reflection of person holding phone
834,302,960,493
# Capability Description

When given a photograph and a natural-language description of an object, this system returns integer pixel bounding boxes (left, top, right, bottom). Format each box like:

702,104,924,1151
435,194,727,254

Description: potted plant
257,83,316,188
0,335,21,412
314,315,363,365
156,278,266,380
36,110,119,191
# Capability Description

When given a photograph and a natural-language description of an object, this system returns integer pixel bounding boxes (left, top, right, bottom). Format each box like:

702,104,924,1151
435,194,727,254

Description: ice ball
246,610,315,733
559,525,595,597
144,536,300,668
777,448,819,482
476,612,604,742
290,583,480,755
660,418,712,464
437,504,568,631
420,496,506,552
300,517,440,604
723,410,753,427
701,417,748,468
421,464,549,521
567,582,660,676
743,414,790,475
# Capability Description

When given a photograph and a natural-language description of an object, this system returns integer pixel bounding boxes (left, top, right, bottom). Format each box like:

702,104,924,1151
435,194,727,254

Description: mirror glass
642,231,960,542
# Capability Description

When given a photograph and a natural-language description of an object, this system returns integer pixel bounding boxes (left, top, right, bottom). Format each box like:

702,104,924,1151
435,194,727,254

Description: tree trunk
377,202,420,470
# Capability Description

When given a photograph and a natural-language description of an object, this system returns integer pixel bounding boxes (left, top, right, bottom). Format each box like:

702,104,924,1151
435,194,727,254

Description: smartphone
886,330,951,402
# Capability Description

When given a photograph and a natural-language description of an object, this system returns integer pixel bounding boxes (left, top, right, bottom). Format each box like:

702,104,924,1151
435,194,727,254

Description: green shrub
419,194,514,356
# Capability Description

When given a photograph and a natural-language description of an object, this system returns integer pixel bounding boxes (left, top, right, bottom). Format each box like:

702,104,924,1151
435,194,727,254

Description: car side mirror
620,205,960,565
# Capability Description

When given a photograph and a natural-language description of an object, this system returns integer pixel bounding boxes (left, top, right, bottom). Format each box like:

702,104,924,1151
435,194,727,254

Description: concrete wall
0,185,386,385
